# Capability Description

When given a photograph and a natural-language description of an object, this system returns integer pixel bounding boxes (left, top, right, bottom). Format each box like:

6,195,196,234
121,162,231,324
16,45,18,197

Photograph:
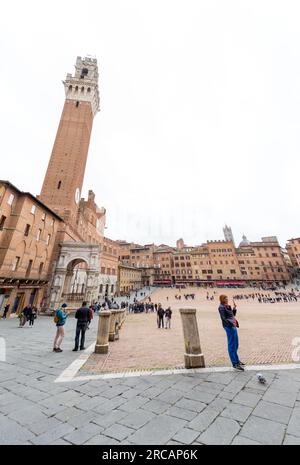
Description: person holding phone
218,295,245,371
53,303,69,352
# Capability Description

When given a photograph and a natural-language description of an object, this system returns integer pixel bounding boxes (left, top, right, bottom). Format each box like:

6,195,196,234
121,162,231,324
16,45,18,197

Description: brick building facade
116,235,292,287
286,238,300,278
0,181,61,315
117,264,142,295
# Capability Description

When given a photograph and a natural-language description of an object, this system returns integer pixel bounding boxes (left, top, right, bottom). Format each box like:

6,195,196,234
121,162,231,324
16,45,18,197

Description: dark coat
218,304,238,328
157,308,165,318
75,307,90,325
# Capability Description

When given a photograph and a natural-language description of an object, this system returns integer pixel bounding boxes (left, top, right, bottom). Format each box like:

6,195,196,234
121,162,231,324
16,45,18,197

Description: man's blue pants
224,326,240,366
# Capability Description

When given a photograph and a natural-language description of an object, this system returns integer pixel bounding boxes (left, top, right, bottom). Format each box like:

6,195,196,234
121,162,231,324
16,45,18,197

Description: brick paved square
81,288,300,373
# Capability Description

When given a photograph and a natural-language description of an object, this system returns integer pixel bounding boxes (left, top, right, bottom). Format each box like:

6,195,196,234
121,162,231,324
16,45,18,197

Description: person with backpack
218,295,245,371
53,303,69,352
73,301,90,351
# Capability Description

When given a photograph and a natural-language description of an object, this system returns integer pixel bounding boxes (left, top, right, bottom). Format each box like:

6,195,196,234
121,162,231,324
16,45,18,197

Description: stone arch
63,257,89,296
47,242,100,311
65,257,89,270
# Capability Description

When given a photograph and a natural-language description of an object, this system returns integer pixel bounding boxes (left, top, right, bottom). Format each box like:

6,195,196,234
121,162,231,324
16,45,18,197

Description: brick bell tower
40,56,100,226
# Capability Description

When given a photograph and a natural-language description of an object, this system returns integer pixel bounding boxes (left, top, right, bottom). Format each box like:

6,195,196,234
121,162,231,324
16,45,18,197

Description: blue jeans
224,326,240,366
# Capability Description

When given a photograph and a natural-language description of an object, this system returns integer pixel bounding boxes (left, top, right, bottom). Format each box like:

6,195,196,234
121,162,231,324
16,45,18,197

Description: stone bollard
119,309,126,329
109,310,118,342
95,311,111,354
179,308,205,368
114,310,121,341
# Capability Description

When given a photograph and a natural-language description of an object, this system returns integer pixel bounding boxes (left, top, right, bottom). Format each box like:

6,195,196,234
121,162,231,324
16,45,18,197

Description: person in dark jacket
20,305,31,327
73,301,91,351
28,306,37,326
218,295,245,371
2,304,10,319
157,304,165,329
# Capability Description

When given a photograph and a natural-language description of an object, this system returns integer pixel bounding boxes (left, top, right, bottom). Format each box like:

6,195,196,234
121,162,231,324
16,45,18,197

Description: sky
0,1,299,247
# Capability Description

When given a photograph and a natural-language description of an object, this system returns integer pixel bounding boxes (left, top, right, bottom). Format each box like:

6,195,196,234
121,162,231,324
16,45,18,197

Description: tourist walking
165,307,172,329
2,304,10,319
218,295,245,371
73,301,90,351
53,303,69,352
157,304,165,329
19,305,31,327
87,305,94,329
28,306,37,326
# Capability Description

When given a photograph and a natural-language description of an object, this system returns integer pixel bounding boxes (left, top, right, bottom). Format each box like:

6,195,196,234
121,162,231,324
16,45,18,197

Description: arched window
68,85,72,91
75,86,78,92
57,181,61,189
81,86,84,93
80,68,88,78
87,87,91,93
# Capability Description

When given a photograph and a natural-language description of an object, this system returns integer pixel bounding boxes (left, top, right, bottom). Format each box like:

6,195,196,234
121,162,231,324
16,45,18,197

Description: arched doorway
61,259,88,307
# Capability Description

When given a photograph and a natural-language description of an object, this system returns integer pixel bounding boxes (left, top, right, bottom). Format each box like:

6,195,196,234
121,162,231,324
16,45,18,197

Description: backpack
53,310,59,324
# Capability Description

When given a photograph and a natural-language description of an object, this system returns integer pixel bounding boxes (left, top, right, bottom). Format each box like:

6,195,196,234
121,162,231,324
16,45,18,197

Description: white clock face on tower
75,188,80,204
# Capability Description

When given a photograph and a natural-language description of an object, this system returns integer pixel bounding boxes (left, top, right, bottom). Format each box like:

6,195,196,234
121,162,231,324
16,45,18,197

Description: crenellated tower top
63,56,100,116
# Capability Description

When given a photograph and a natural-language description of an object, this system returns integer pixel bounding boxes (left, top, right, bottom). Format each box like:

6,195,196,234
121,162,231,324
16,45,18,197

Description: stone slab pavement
0,315,300,445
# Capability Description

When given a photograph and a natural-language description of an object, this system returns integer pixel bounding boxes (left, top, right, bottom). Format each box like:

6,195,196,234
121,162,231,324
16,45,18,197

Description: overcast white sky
1,1,299,247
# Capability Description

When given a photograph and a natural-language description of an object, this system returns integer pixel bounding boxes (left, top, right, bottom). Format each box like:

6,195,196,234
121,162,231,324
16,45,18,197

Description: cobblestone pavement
0,310,300,445
83,287,300,373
